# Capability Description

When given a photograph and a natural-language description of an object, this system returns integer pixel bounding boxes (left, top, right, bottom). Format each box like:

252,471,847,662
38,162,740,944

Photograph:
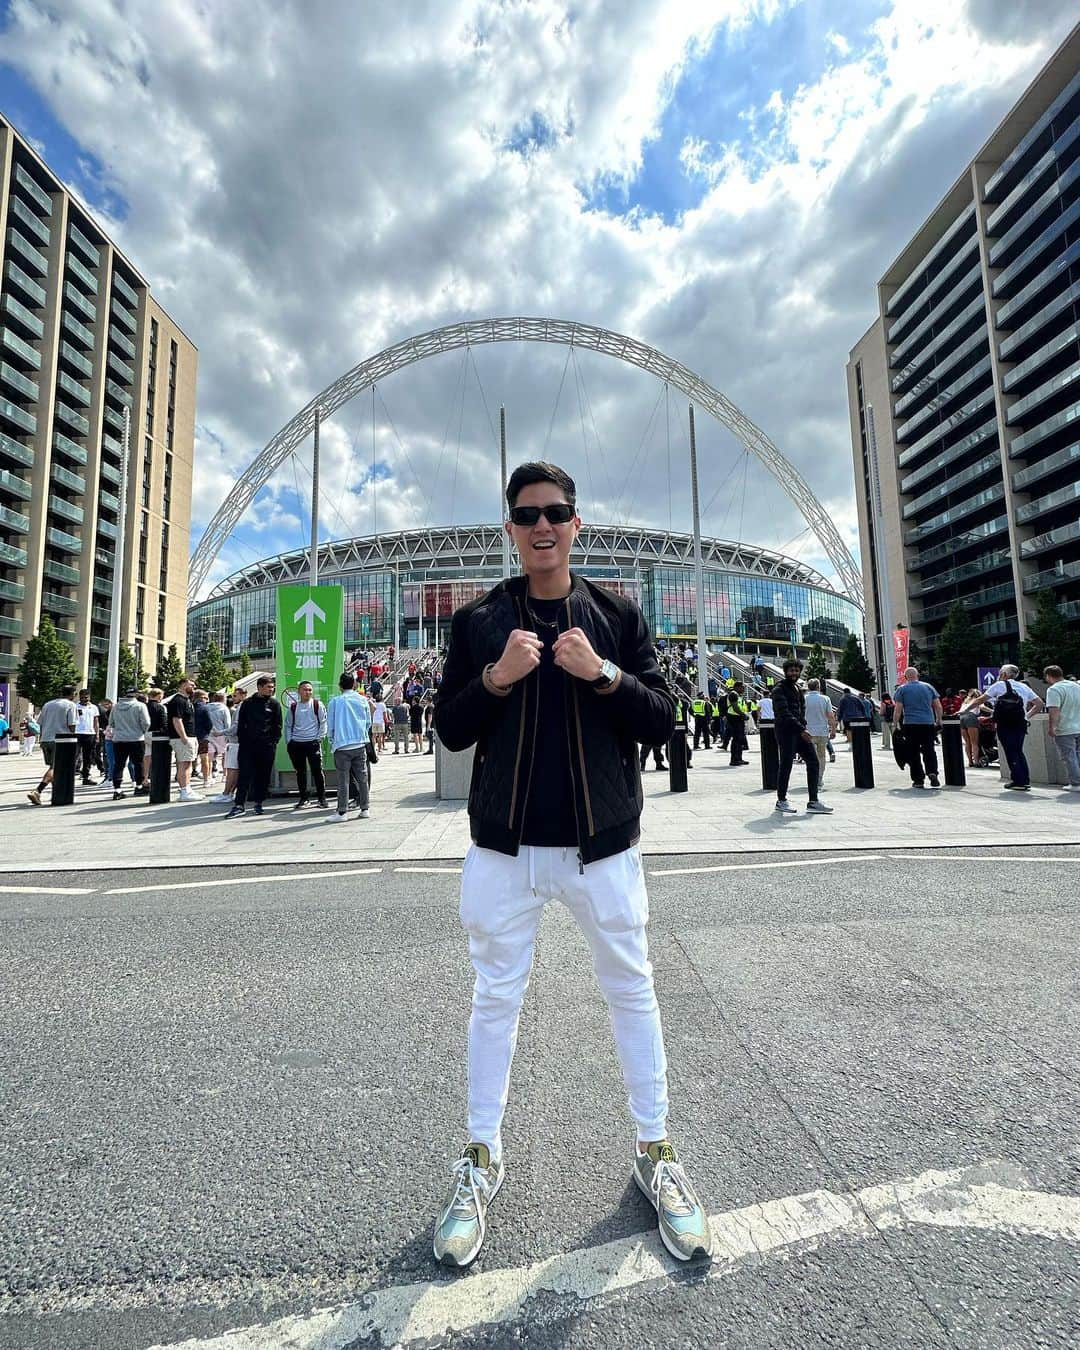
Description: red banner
892,627,910,683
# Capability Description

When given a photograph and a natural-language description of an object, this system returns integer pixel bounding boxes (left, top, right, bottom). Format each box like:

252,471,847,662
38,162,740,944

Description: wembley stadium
185,522,861,667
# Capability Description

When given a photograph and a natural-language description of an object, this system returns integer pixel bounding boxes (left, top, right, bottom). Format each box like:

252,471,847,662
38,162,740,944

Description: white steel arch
188,317,863,606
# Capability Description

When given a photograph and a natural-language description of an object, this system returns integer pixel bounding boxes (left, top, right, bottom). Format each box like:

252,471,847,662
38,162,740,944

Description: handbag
366,740,378,765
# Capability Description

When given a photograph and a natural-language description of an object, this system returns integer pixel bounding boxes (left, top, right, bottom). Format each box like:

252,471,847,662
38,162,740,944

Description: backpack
993,680,1025,731
26,718,40,736
288,698,320,728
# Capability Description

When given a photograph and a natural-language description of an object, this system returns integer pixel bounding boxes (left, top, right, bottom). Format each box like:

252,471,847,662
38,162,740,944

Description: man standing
285,680,328,809
964,664,1043,791
893,667,944,789
691,693,713,750
433,460,712,1270
326,671,371,821
836,688,864,742
142,687,168,787
108,688,151,799
212,687,247,804
803,677,836,788
73,689,100,784
773,659,833,814
227,675,282,817
193,689,213,785
391,697,410,753
1043,665,1080,791
725,682,750,765
26,684,77,805
169,678,200,801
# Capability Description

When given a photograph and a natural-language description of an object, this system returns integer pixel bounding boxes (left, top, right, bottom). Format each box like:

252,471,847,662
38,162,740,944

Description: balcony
989,156,1080,268
95,547,115,569
1002,319,1080,395
905,516,1009,572
43,558,80,585
110,296,136,331
5,259,47,307
67,222,100,266
111,271,139,307
0,539,28,566
1000,280,1080,362
66,252,98,293
894,328,989,418
895,357,994,444
105,378,133,409
41,590,80,616
5,227,48,275
1017,480,1080,526
56,369,91,407
91,604,112,625
896,386,996,462
904,483,1006,544
0,501,30,532
992,198,1080,300
92,575,112,596
0,469,32,500
102,404,125,433
58,340,93,378
1006,360,1080,426
0,430,34,468
9,196,50,246
99,488,119,512
61,310,94,348
1024,559,1080,592
107,351,134,383
0,362,39,402
46,526,82,554
89,635,110,655
1020,518,1080,558
97,518,118,540
98,458,121,486
916,581,1017,625
891,263,983,366
54,401,89,436
63,281,96,322
998,237,1080,329
54,625,77,646
48,494,84,526
108,324,135,359
13,164,52,214
1,326,41,370
887,238,981,344
909,549,1013,596
52,431,87,466
3,293,44,340
0,397,36,435
1012,441,1080,491
0,578,25,601
0,615,22,638
1009,404,1080,459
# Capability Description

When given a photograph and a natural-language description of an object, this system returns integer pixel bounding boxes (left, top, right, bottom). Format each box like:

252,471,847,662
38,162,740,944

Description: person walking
803,678,836,789
1044,665,1080,791
26,685,77,805
108,688,151,799
432,459,712,1270
227,675,282,817
284,681,328,810
893,667,943,788
964,665,1043,790
168,678,201,801
19,711,38,757
73,689,100,784
691,694,713,750
773,660,833,814
213,687,247,804
725,682,750,765
880,692,895,751
326,671,371,822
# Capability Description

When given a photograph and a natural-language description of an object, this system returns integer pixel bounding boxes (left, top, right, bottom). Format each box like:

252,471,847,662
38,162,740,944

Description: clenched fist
490,629,543,688
553,627,602,682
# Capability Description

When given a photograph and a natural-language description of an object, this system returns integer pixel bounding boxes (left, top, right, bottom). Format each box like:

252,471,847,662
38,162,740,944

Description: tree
836,633,875,692
1019,589,1080,678
932,602,990,692
153,643,185,693
197,638,228,693
88,643,149,701
804,642,830,683
237,650,253,677
15,616,81,709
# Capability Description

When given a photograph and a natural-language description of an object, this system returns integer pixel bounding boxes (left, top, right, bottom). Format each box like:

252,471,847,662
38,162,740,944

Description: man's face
79,692,90,704
505,482,579,581
298,683,313,701
258,681,275,698
180,681,193,696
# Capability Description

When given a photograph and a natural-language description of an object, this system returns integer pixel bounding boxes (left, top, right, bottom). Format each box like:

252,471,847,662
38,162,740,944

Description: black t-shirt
520,595,579,848
169,693,195,737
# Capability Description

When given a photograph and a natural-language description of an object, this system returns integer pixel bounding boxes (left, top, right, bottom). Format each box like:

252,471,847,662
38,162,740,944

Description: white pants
460,843,668,1159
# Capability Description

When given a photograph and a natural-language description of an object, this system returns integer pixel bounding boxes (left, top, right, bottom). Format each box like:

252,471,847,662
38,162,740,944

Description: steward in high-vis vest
726,684,750,767
691,696,714,750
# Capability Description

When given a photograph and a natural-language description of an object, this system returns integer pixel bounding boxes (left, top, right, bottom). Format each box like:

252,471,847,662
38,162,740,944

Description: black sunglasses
508,503,575,526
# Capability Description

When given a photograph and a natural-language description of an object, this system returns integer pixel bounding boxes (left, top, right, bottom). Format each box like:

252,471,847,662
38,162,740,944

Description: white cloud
0,0,1072,602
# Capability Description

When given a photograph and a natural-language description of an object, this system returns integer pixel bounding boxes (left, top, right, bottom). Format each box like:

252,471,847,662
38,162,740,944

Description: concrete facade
0,113,197,691
847,27,1080,685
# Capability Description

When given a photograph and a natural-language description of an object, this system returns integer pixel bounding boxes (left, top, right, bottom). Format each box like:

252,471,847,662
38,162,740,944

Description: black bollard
848,718,875,788
668,724,689,793
759,718,778,791
940,718,966,787
50,734,77,806
149,734,173,804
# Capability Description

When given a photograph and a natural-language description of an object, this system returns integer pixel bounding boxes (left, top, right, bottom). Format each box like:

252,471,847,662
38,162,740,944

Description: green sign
275,584,345,770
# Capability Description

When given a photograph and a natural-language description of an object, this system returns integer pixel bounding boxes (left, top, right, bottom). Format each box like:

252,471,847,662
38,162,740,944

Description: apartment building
847,27,1080,680
0,112,196,689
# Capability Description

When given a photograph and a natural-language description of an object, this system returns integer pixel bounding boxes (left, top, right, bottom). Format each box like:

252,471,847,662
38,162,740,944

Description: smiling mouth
532,541,556,550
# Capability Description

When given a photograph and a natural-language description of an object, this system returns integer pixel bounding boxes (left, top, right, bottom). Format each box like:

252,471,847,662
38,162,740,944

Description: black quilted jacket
434,573,674,864
772,678,807,734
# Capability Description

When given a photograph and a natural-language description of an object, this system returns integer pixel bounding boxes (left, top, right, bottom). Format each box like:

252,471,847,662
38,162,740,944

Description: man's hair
807,678,820,690
783,659,803,672
210,690,223,701
339,672,356,689
256,675,274,689
298,680,313,689
148,687,163,698
999,663,1019,678
194,688,207,699
232,686,247,697
506,461,576,510
79,688,89,697
902,668,918,681
62,684,76,698
1044,665,1064,680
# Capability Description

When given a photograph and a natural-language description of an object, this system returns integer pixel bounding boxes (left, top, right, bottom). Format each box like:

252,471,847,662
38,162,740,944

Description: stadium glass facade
186,525,860,667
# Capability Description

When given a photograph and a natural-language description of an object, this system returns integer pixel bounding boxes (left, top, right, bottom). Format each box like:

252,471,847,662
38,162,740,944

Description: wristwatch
592,658,619,690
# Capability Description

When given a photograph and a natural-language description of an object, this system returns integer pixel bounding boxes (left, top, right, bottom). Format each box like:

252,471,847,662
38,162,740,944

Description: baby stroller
976,712,999,768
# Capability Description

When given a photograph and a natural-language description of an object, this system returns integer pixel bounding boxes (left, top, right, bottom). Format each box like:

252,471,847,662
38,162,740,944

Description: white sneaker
178,787,200,801
774,799,796,813
328,811,348,823
359,808,370,819
1068,784,1080,792
211,792,233,803
806,800,834,813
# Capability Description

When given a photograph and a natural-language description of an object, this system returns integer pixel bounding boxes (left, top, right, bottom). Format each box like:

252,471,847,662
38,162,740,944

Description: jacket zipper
506,594,531,828
565,595,596,840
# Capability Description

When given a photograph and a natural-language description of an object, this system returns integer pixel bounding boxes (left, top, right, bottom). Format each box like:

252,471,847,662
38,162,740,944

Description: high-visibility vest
692,699,706,717
728,695,749,718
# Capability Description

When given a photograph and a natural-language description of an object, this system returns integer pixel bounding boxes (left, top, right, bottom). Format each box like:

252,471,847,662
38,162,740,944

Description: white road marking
394,866,463,873
104,867,383,895
650,855,879,876
0,883,98,895
144,1160,1079,1349
895,855,1080,863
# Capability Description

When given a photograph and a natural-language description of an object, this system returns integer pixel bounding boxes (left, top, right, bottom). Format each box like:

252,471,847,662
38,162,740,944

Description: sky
0,0,1074,599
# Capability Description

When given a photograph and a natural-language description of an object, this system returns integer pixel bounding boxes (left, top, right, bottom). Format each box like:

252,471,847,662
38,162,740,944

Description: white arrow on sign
293,598,326,637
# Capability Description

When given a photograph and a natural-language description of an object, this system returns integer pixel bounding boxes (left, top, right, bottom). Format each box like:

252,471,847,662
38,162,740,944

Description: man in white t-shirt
965,664,1043,790
73,689,100,783
371,698,388,752
1044,664,1080,790
803,679,837,788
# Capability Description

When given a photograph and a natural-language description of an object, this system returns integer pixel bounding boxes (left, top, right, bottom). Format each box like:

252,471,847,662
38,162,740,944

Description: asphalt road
1,847,1078,1349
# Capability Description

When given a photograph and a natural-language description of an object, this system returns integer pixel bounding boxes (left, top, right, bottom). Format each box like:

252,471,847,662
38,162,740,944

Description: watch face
600,660,618,682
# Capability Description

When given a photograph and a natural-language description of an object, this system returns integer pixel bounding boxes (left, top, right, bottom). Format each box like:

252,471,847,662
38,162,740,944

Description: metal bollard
758,718,778,791
940,718,966,787
668,723,689,793
149,734,173,804
848,718,875,788
50,733,77,806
